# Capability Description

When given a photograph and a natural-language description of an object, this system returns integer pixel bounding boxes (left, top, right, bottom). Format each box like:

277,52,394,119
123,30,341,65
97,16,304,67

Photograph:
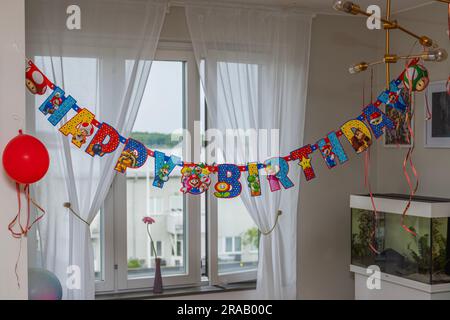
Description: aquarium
351,194,450,285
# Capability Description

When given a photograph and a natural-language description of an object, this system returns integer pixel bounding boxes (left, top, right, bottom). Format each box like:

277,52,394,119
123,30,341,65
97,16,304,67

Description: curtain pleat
26,0,168,300
186,5,312,299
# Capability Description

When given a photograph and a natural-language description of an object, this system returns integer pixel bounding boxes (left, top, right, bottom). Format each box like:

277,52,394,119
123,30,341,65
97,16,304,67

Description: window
90,211,103,281
95,49,257,294
148,197,163,214
150,241,163,257
204,57,259,285
234,236,242,252
225,237,233,253
126,60,187,281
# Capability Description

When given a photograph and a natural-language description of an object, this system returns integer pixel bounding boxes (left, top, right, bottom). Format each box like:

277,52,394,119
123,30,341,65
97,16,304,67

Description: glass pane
218,198,259,274
90,211,102,281
225,237,233,252
126,61,186,279
235,236,242,252
215,60,259,275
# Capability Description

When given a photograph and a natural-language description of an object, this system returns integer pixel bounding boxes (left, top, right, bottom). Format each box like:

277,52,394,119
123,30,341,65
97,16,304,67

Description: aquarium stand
350,194,450,300
351,265,450,299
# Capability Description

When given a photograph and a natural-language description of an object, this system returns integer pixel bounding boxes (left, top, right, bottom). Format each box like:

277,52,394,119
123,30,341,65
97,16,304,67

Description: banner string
26,58,415,171
24,57,427,241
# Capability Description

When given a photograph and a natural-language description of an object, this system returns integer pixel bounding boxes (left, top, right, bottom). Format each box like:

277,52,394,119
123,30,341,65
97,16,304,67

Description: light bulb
332,0,345,11
422,48,448,62
349,62,368,74
332,1,356,14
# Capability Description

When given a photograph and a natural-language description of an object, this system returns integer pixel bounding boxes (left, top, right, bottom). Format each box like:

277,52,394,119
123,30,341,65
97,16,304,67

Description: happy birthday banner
25,58,428,199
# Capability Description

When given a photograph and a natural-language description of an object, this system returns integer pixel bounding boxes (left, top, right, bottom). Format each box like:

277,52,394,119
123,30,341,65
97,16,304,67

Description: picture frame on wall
384,88,414,148
425,80,450,148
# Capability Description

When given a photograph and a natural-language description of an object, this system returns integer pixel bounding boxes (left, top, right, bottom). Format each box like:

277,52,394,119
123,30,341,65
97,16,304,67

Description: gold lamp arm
348,48,448,74
333,1,435,47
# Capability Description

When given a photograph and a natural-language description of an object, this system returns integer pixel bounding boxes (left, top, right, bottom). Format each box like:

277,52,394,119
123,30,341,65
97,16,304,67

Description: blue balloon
28,268,63,300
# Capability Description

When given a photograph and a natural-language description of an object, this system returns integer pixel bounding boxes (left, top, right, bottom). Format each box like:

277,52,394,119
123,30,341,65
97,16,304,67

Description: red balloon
2,132,50,184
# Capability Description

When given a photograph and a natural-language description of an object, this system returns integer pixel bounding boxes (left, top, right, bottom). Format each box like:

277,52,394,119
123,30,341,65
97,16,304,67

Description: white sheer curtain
186,4,312,299
26,0,167,299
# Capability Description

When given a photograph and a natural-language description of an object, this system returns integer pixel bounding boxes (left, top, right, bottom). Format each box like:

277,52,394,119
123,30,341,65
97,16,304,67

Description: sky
132,61,184,134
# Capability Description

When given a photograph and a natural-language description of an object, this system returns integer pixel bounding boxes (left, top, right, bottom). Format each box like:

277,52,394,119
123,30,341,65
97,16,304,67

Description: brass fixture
349,48,449,74
333,0,448,86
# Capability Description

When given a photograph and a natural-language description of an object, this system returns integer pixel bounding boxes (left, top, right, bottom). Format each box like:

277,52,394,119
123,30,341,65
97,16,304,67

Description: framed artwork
384,88,413,147
425,80,450,148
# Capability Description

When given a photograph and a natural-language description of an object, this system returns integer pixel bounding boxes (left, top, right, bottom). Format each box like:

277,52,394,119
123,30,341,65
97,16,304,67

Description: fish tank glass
351,194,450,284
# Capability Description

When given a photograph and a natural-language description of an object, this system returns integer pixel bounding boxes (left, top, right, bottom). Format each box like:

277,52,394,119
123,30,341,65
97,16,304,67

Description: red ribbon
364,148,380,254
400,60,420,237
8,183,46,239
8,183,46,288
361,71,380,254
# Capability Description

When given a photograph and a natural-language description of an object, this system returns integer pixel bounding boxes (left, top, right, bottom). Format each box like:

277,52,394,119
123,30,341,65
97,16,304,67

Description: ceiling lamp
333,0,448,85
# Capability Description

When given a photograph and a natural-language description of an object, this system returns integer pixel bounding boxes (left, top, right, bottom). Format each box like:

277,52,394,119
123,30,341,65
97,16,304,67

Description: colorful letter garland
26,58,426,199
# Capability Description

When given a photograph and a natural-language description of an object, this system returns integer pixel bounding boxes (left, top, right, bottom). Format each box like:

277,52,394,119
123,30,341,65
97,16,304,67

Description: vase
153,257,163,294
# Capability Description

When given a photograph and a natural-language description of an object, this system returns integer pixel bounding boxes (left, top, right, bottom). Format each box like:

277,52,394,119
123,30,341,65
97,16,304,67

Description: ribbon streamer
362,70,380,254
364,148,380,254
8,183,46,288
400,60,420,237
8,183,46,238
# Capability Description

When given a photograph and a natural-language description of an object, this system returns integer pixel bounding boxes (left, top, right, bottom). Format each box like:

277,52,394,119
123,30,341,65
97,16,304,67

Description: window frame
96,49,202,293
96,46,259,294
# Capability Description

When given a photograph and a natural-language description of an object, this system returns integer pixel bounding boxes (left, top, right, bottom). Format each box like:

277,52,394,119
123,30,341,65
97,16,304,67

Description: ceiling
215,0,437,14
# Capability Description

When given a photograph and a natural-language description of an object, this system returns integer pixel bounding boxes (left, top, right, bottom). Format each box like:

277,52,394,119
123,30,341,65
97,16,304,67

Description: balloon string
361,68,379,254
14,237,23,289
8,183,24,238
8,184,46,238
447,76,450,95
425,91,432,121
25,185,46,231
8,184,46,289
364,147,380,254
401,61,419,237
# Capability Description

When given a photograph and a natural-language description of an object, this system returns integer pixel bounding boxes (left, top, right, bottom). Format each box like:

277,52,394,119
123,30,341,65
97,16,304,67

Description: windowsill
95,281,256,300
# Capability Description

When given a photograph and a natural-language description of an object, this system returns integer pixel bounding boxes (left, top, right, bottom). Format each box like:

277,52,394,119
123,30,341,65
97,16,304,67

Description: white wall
375,3,450,197
298,3,449,299
0,0,27,300
297,14,383,299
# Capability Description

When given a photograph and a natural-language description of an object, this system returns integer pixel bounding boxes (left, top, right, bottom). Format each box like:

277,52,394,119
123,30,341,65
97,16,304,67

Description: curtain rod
166,0,317,17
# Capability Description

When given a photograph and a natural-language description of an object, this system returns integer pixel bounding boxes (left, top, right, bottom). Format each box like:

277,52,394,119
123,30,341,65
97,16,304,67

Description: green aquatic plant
431,219,449,273
407,220,448,274
352,210,375,258
407,231,431,273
